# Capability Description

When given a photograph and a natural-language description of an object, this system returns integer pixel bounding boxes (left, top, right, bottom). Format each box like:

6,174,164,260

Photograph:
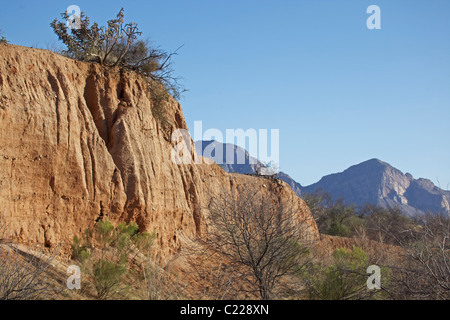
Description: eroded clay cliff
0,44,318,263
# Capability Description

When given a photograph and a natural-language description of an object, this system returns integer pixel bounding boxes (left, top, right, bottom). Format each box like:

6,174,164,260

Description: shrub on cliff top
0,29,7,45
50,8,184,99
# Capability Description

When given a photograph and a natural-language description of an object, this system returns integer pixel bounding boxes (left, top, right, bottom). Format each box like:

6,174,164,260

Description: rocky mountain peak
197,140,449,217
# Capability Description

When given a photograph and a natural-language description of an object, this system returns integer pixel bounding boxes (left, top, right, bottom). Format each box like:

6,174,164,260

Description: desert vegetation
193,182,313,300
50,8,183,100
0,8,447,302
0,213,62,300
0,29,7,45
70,220,177,300
302,190,450,300
1,188,448,300
49,8,183,130
68,219,191,300
301,246,391,300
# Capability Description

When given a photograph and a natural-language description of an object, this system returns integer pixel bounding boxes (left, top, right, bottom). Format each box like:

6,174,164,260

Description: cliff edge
0,44,318,263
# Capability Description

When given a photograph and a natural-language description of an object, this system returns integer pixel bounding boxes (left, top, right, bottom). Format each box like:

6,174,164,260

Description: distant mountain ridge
194,140,260,175
302,158,450,216
195,140,450,216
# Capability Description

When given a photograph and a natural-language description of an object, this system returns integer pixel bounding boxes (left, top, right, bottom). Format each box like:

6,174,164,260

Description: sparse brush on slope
70,220,158,300
301,246,391,300
0,213,62,300
380,213,450,300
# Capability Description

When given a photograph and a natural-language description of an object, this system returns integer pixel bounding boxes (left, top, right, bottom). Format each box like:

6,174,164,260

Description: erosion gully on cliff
0,44,318,264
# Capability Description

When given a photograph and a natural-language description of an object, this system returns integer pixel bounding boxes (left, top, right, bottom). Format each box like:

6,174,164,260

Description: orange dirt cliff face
0,44,319,263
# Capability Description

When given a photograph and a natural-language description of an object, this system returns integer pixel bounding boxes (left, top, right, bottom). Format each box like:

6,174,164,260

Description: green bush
0,29,6,45
310,247,368,299
69,220,155,299
303,193,364,237
71,236,90,263
93,259,127,300
304,246,388,300
325,203,362,237
362,205,418,244
96,220,115,248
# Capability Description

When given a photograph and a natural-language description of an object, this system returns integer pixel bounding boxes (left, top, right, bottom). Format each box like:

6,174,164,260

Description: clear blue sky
1,1,449,188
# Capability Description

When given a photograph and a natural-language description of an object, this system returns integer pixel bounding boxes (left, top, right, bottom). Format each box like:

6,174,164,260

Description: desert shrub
95,220,115,249
0,213,61,300
0,245,62,300
204,182,313,300
92,258,127,300
128,230,187,300
0,29,7,45
132,229,154,255
71,235,90,263
383,213,450,300
114,222,137,252
361,205,418,244
70,220,154,299
303,192,364,237
138,256,188,300
302,195,447,300
302,191,333,232
326,207,352,237
321,202,362,237
50,8,184,99
303,246,389,300
114,221,152,255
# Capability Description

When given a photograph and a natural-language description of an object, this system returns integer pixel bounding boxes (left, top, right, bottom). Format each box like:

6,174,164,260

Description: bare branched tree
302,190,333,233
362,205,417,245
185,243,247,300
139,256,188,300
203,182,313,300
378,213,450,300
0,214,61,300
